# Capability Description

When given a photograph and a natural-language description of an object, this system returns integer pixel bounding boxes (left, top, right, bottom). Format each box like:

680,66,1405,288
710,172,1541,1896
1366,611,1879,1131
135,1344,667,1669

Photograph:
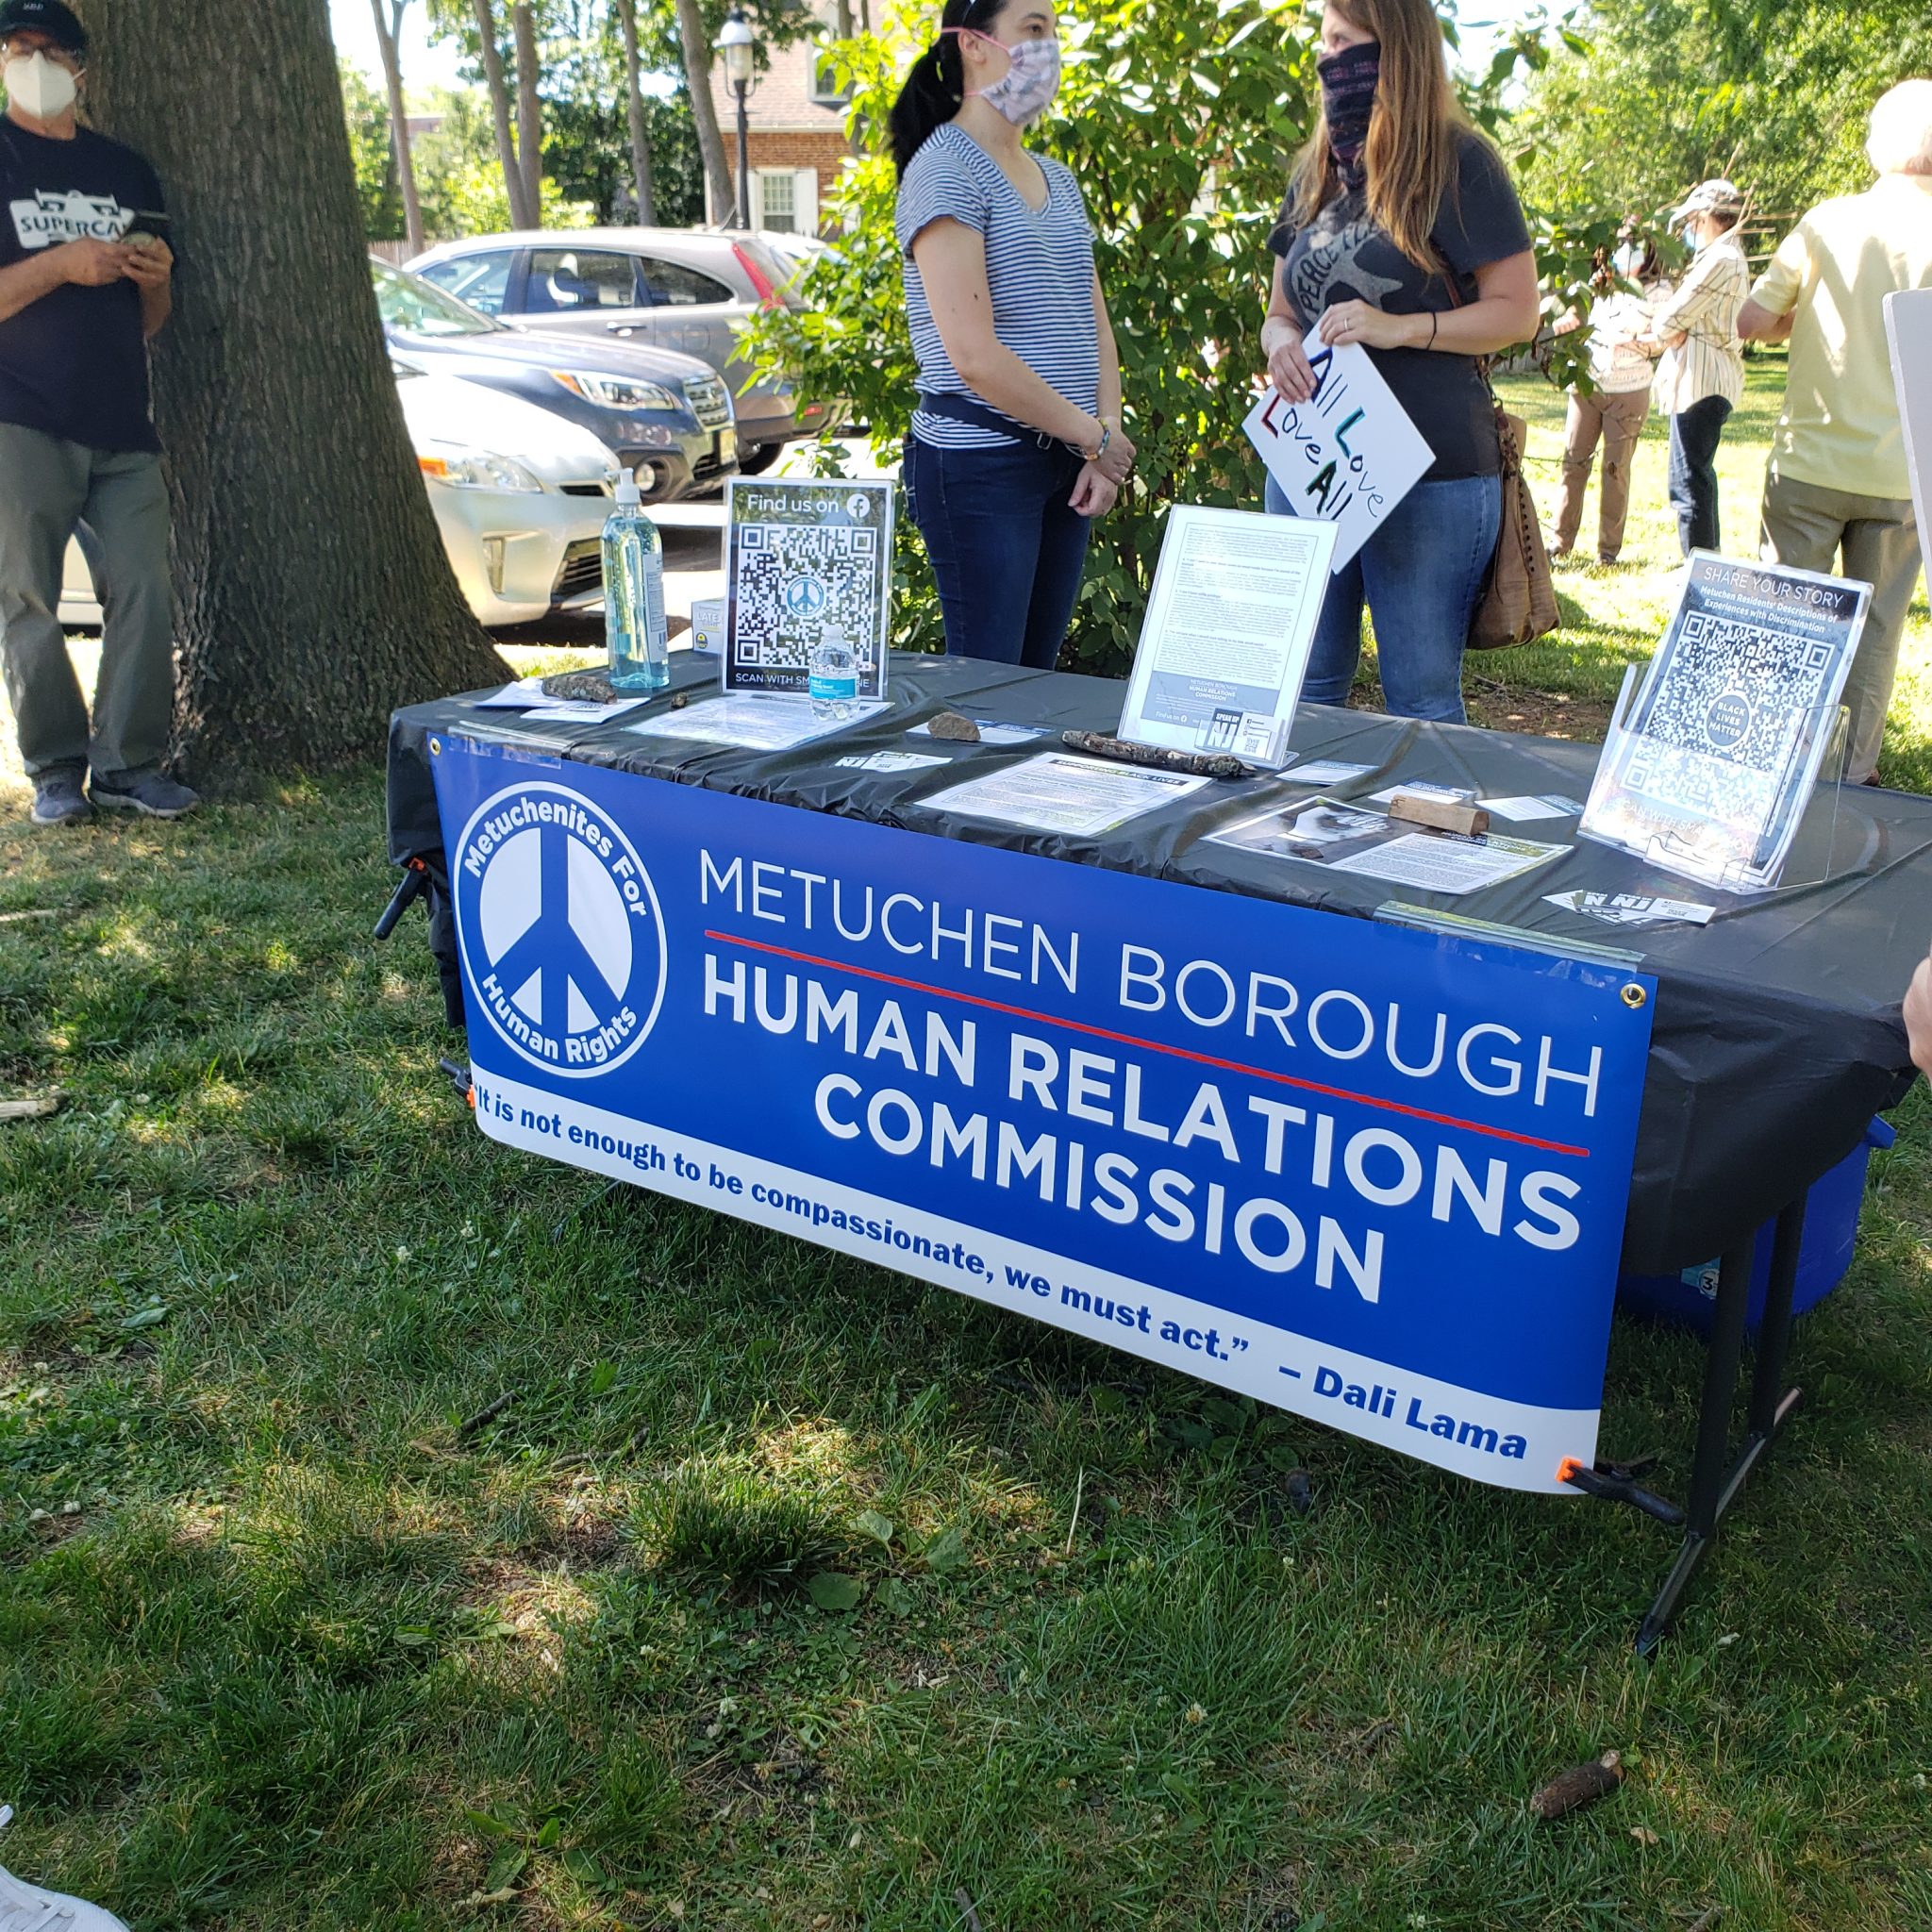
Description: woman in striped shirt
1643,178,1750,556
891,0,1134,667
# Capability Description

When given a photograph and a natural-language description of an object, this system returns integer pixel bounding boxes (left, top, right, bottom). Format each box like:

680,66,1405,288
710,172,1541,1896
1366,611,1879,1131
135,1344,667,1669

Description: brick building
707,1,854,235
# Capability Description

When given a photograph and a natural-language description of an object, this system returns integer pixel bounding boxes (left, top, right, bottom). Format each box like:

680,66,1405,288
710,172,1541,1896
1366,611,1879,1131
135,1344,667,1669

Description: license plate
716,428,737,465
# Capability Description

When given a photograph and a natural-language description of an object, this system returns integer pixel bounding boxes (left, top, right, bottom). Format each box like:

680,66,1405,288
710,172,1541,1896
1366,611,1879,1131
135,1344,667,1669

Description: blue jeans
905,435,1091,668
1668,394,1732,556
1266,472,1502,724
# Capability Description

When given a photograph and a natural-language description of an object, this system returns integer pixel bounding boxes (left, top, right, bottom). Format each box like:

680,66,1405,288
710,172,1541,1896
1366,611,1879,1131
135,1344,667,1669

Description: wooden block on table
1388,794,1491,838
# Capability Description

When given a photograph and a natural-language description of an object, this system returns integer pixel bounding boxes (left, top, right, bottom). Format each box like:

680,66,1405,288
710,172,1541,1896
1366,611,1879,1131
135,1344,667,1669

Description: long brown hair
1290,0,1474,269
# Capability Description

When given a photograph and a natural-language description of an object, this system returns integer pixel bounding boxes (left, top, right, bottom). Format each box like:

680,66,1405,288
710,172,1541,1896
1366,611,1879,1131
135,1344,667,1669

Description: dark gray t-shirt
1268,133,1530,481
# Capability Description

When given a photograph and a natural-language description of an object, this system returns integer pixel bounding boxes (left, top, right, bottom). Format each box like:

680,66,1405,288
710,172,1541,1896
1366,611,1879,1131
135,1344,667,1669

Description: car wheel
738,441,784,476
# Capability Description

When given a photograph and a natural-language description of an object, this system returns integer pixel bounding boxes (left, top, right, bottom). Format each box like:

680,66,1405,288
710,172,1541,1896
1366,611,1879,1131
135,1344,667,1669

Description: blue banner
432,735,1656,1491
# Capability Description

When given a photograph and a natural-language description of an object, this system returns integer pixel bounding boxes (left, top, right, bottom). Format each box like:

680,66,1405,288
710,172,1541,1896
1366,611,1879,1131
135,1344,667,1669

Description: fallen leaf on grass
1630,1824,1659,1846
0,1096,58,1124
1530,1750,1624,1821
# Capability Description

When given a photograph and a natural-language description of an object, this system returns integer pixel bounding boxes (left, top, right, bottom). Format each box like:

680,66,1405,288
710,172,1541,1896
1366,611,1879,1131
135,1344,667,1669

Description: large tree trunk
510,1,544,226
372,0,426,254
674,0,733,226
614,0,655,225
87,0,505,779
469,0,535,228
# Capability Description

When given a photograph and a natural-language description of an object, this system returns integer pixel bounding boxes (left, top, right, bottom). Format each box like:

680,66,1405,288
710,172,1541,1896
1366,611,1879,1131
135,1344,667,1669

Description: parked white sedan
59,367,621,630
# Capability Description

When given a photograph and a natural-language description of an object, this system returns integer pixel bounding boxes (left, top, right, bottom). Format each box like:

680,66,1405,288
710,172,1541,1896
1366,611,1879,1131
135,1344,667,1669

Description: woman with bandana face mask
888,0,1136,667
1257,0,1540,725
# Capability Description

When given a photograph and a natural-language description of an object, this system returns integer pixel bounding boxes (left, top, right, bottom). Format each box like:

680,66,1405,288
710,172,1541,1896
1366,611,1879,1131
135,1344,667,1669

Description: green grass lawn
3,361,1931,1929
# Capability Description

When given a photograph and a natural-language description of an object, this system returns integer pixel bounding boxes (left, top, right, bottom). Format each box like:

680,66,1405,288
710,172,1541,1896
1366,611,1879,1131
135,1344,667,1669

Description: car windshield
372,259,500,338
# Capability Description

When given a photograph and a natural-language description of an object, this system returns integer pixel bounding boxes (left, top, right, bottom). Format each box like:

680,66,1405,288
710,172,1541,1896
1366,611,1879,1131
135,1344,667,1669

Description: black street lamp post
718,8,756,231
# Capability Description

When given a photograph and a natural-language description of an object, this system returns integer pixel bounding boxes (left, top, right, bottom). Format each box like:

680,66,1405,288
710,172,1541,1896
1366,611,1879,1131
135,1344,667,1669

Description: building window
758,170,796,233
810,43,853,107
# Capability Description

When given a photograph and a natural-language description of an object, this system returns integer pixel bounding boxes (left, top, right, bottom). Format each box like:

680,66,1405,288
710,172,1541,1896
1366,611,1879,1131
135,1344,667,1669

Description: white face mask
4,50,78,121
954,29,1062,125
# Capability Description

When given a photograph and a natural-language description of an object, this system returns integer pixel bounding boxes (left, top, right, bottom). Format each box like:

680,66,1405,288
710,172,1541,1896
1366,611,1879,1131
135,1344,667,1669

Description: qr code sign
734,523,881,672
1641,610,1833,774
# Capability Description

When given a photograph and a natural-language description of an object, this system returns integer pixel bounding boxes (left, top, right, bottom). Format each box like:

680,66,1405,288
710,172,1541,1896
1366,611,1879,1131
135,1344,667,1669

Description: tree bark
86,0,504,779
510,1,544,226
674,0,733,227
834,0,853,38
372,0,426,254
469,0,534,228
614,0,655,225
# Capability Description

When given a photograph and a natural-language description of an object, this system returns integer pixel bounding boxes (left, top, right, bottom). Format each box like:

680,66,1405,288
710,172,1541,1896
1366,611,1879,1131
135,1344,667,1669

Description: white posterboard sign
1887,290,1932,595
724,476,895,699
1115,507,1338,766
1242,329,1434,572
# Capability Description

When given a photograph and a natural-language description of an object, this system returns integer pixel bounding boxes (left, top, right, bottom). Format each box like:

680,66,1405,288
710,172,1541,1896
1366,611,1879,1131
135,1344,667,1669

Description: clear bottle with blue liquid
603,467,669,692
808,631,859,722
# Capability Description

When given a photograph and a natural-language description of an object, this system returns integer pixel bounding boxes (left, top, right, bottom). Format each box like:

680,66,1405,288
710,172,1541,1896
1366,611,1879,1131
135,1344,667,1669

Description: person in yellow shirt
1739,79,1932,785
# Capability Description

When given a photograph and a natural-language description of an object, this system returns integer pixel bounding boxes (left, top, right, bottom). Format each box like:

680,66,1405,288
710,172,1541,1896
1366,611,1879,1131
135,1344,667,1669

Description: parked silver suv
407,229,833,474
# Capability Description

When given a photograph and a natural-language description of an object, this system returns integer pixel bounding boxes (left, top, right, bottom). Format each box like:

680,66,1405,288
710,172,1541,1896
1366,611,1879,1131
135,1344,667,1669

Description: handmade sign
1242,329,1434,570
724,477,894,698
1887,290,1932,591
432,735,1657,1492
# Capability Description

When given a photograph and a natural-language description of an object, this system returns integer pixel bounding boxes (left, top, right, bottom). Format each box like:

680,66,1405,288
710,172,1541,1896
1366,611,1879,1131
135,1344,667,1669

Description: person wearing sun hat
1643,176,1750,557
0,0,198,827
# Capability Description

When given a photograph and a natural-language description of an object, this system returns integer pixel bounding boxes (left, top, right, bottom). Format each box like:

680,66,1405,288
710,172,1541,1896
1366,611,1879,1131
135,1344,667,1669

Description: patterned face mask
951,28,1062,125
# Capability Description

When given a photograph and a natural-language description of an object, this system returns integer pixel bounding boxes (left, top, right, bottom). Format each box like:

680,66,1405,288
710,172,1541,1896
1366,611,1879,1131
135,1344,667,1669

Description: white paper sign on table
920,752,1213,839
1114,506,1336,765
1242,330,1434,572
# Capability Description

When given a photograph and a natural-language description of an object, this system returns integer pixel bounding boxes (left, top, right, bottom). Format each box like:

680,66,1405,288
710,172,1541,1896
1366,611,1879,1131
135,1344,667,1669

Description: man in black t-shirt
0,0,197,824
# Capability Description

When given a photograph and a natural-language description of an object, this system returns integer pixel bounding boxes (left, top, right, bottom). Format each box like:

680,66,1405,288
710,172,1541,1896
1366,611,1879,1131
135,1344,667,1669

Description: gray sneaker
28,765,93,827
90,766,200,820
0,1805,130,1930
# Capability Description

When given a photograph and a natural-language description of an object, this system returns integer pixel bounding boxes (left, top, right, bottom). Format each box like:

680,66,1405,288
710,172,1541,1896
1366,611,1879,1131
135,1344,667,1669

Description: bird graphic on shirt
1290,217,1409,323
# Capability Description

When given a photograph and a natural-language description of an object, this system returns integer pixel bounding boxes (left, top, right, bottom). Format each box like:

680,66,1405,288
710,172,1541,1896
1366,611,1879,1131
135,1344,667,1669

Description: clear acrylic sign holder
1578,664,1852,896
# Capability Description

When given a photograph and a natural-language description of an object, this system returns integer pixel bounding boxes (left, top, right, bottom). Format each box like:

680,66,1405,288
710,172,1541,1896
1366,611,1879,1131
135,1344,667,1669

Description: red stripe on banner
701,930,1592,1159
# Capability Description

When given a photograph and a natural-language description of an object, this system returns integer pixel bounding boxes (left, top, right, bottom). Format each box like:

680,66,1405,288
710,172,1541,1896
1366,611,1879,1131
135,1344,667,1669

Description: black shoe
28,764,93,827
90,766,201,819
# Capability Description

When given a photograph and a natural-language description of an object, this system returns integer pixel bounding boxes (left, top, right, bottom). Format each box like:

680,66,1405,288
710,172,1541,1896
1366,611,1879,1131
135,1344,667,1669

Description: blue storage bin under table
1616,1117,1897,1335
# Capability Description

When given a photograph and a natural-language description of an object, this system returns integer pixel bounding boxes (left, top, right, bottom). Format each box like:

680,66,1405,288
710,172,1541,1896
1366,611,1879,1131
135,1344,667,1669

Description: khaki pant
1757,468,1923,784
0,421,174,779
1555,386,1650,562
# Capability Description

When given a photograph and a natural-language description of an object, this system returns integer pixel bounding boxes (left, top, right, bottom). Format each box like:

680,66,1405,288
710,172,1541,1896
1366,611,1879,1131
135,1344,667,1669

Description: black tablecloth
388,653,1922,1274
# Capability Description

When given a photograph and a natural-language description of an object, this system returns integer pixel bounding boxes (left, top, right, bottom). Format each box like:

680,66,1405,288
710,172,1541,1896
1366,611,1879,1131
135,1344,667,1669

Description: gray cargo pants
1757,466,1924,785
0,421,174,779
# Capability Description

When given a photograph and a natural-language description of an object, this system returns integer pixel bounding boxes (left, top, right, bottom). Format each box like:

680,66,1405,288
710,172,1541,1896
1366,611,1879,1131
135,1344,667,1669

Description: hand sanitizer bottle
603,467,669,691
808,631,858,722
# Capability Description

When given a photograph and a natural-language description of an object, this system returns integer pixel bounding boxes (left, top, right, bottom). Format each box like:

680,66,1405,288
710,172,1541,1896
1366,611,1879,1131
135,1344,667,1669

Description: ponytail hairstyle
891,0,1007,176
1290,0,1478,270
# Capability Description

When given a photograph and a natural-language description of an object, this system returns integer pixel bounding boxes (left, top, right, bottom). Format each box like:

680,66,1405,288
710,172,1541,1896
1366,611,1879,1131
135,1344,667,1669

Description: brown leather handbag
1437,259,1559,650
1468,400,1560,650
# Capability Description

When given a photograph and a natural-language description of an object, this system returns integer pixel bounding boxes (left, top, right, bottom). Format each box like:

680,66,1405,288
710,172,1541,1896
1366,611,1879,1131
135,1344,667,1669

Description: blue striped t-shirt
895,124,1099,450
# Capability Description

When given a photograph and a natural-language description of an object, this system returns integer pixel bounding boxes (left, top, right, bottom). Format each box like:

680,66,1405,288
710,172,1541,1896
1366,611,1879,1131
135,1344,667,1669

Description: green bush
741,3,1317,677
742,8,1622,674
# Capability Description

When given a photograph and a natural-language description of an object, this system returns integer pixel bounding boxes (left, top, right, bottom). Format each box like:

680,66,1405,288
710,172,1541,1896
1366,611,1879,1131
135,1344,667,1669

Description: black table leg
1635,1197,1807,1656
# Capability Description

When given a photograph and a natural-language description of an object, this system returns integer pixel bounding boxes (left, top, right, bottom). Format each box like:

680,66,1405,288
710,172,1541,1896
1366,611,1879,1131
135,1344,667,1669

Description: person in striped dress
891,0,1134,667
1643,178,1749,556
